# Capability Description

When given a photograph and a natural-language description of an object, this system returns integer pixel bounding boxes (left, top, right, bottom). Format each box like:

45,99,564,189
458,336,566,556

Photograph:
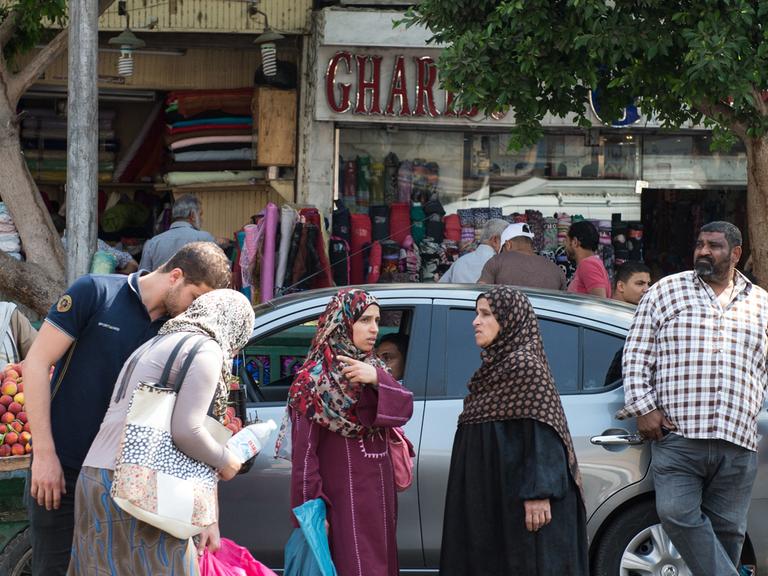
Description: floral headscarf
459,286,584,494
159,289,255,420
285,288,387,438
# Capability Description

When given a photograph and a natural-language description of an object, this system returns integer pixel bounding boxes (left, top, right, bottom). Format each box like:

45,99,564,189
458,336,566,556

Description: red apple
10,443,24,456
16,411,26,423
16,382,22,393
9,421,21,433
0,412,14,424
0,404,5,417
22,422,30,433
0,424,7,435
4,369,20,381
0,444,10,457
0,395,12,407
20,431,31,444
8,402,22,415
4,432,18,445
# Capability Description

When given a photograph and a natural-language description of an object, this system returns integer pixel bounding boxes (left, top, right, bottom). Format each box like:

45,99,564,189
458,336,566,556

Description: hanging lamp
253,14,284,77
108,2,146,79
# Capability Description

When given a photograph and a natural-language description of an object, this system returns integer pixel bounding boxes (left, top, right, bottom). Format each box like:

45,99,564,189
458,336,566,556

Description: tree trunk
745,138,768,287
0,251,65,315
0,98,66,312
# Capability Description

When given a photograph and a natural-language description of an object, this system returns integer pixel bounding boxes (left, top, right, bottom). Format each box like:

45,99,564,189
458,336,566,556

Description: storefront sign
317,49,518,126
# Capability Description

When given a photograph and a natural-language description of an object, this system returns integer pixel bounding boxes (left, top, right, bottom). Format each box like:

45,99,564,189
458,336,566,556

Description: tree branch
6,0,117,106
0,252,65,316
694,99,748,140
751,87,768,117
0,9,19,49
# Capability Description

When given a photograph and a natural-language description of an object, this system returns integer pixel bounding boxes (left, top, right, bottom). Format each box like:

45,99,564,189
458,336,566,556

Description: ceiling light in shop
108,28,146,77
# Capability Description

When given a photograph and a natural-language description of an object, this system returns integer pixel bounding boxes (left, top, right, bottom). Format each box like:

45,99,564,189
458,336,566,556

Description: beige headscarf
159,289,255,420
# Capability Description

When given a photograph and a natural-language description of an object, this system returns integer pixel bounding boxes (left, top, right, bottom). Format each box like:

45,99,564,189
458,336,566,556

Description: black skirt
440,419,589,576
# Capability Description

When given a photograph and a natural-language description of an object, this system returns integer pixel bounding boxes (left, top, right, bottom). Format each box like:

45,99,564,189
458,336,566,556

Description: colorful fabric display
399,235,421,283
410,203,426,245
356,156,371,210
299,208,334,289
163,170,263,186
371,162,385,204
349,213,372,285
419,237,443,282
384,152,400,205
173,148,252,162
380,240,400,282
329,236,350,286
332,202,352,244
165,88,254,118
343,160,357,207
443,214,461,243
370,205,389,242
274,205,298,291
397,161,413,203
367,241,382,283
542,216,559,253
389,203,411,246
168,116,252,130
169,135,253,151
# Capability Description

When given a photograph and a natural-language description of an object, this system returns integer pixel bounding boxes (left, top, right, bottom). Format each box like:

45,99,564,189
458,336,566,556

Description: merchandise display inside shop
5,82,296,283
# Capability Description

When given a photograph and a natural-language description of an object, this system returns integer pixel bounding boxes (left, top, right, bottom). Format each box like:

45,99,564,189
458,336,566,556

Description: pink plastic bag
199,538,278,576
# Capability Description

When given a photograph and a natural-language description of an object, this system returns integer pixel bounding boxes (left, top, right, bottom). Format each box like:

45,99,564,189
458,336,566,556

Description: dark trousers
27,465,80,576
651,435,757,576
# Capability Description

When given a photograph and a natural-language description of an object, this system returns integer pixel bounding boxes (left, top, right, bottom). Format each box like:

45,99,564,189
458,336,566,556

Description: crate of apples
0,363,30,458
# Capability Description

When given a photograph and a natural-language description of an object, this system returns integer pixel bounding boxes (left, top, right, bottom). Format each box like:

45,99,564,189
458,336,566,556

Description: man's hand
30,451,66,510
524,499,552,532
196,522,221,555
637,409,676,441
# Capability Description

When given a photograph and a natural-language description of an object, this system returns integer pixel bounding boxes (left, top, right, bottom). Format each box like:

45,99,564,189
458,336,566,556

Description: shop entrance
641,188,748,279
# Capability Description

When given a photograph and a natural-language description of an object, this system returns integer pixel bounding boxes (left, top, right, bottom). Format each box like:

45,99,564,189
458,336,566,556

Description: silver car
219,285,767,575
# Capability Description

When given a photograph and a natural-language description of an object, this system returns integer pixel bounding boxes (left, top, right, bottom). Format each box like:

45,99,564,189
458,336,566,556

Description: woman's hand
218,448,242,481
524,499,551,532
196,522,221,555
337,355,378,386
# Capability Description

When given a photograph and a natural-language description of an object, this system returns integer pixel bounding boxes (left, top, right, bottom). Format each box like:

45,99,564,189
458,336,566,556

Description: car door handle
590,433,644,446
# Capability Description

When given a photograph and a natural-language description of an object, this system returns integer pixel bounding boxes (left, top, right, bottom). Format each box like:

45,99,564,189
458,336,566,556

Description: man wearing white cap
439,218,509,283
479,222,567,290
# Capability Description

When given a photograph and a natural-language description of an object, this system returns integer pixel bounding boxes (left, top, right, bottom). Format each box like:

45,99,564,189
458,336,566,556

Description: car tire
0,528,32,576
592,500,692,576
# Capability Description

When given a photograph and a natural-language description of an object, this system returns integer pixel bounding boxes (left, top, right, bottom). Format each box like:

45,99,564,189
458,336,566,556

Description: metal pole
66,0,99,284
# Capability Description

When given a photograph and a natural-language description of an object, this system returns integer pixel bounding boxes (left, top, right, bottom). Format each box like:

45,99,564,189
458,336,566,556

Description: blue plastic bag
284,499,338,576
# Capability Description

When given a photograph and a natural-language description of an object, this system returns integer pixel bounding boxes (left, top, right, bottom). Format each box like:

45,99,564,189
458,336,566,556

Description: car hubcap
620,523,691,576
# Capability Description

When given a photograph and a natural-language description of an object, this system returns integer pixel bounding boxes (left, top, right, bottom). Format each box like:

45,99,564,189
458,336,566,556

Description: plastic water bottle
226,419,277,463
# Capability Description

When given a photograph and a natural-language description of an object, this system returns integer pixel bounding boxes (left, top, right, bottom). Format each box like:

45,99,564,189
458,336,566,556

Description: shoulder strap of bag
171,335,212,393
158,333,199,388
115,333,194,401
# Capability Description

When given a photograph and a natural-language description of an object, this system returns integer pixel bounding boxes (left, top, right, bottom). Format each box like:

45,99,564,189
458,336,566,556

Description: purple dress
290,368,414,576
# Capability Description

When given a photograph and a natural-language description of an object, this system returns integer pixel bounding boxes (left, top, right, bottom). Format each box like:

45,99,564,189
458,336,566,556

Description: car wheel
593,501,691,576
0,528,32,576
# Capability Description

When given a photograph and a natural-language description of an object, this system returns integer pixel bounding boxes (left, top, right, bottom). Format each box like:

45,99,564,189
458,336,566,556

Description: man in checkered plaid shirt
617,221,768,576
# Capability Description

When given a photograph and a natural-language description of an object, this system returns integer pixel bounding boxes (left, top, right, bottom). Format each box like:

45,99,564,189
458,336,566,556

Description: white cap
500,222,535,244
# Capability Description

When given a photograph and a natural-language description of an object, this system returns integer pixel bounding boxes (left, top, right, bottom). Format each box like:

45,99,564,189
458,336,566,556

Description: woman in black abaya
440,286,589,576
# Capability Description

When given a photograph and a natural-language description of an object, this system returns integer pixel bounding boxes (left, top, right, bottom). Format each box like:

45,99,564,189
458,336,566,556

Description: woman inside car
283,288,413,576
440,285,588,576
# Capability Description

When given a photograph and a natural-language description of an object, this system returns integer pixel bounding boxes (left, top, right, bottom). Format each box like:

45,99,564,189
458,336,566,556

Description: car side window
239,318,318,403
583,330,625,389
538,319,579,393
445,308,482,397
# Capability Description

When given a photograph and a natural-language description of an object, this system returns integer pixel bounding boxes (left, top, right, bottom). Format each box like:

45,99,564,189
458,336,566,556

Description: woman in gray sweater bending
67,289,255,576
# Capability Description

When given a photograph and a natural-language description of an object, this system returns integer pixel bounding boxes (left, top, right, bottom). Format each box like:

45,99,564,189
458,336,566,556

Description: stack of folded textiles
20,108,117,183
163,88,264,186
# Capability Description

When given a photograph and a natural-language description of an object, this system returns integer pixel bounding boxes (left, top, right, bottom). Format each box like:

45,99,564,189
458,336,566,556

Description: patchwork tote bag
111,334,232,539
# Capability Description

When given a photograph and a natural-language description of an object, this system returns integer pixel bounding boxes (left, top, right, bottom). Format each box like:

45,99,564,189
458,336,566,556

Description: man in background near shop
565,220,612,297
612,262,652,305
478,222,567,290
139,194,217,271
617,221,768,576
24,242,232,576
0,301,36,370
439,218,508,283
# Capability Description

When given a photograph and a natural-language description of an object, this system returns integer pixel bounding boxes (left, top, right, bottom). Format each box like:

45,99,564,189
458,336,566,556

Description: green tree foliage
1,0,67,62
404,0,768,149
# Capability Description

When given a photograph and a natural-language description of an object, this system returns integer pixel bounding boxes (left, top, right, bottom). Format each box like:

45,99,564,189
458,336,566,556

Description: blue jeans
651,434,757,576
